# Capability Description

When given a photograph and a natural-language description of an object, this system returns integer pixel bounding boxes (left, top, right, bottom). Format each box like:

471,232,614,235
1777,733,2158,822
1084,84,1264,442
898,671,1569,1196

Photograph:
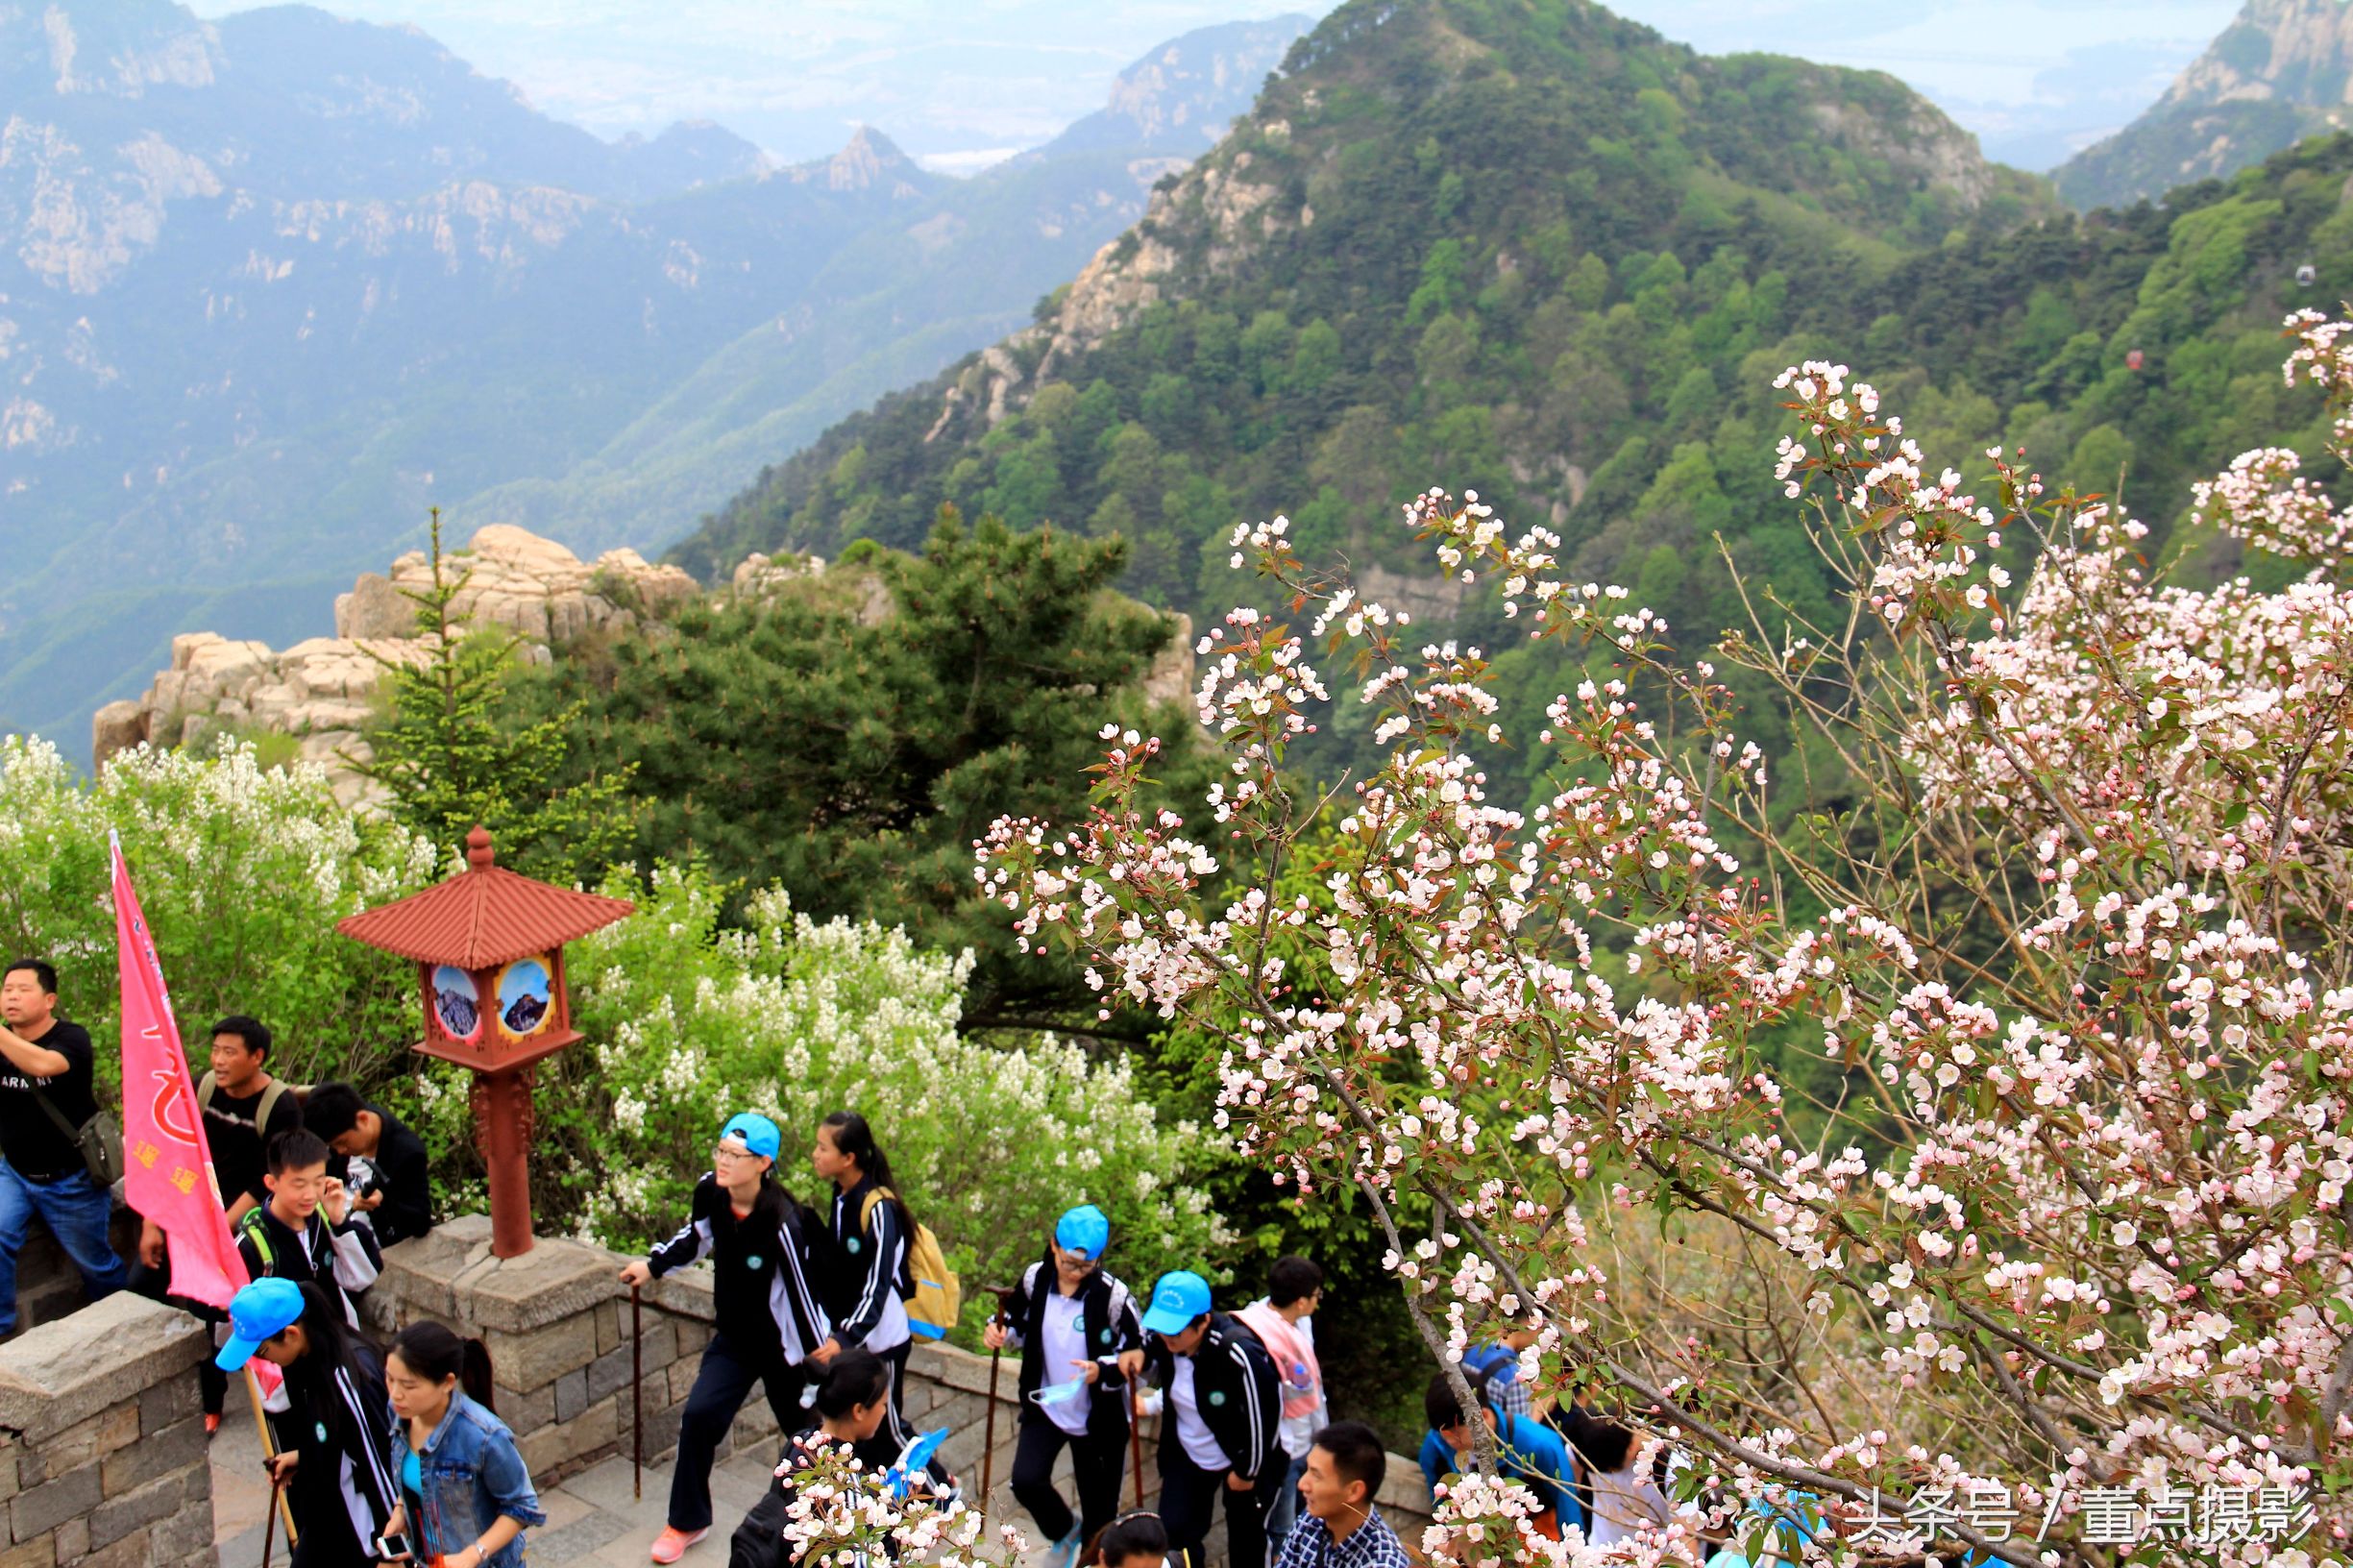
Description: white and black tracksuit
819,1173,913,1445
1001,1256,1144,1549
278,1350,404,1566
1142,1313,1283,1568
644,1175,829,1533
232,1204,381,1418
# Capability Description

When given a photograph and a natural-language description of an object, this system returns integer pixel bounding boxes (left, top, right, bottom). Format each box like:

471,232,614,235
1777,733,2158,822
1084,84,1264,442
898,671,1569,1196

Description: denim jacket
403,1391,546,1567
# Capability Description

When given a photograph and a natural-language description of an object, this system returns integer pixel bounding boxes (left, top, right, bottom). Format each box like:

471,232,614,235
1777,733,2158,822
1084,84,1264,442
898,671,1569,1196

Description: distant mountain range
0,0,1306,747
2057,0,2353,208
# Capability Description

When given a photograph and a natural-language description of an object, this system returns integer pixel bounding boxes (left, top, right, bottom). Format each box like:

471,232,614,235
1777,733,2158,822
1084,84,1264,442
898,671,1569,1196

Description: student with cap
982,1203,1146,1568
216,1277,405,1566
621,1112,829,1565
1139,1268,1282,1568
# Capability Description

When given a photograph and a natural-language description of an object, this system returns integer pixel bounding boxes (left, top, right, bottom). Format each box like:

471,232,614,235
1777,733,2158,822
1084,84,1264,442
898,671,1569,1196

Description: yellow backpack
861,1188,962,1340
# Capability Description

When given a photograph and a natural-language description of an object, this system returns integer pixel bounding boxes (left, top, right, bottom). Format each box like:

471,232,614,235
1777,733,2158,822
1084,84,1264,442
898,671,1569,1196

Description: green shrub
0,737,435,1092
437,863,1231,1339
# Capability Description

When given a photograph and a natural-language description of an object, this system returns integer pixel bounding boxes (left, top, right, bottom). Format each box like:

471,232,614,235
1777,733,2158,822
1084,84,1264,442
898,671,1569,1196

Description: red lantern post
337,826,633,1257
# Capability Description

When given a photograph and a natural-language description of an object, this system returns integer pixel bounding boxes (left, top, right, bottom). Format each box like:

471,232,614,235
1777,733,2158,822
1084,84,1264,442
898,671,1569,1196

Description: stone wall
11,1198,139,1334
0,1291,215,1567
370,1215,1433,1563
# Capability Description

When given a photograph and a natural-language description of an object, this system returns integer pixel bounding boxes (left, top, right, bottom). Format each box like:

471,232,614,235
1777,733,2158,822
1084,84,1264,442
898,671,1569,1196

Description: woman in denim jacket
385,1320,546,1567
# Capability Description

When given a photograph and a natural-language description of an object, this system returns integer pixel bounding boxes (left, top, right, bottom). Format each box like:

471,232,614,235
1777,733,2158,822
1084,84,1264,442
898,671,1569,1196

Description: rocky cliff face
91,525,698,804
2056,0,2353,208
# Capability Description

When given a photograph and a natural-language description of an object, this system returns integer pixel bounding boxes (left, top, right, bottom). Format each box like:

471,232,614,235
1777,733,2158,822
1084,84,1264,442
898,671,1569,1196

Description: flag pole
245,1366,298,1546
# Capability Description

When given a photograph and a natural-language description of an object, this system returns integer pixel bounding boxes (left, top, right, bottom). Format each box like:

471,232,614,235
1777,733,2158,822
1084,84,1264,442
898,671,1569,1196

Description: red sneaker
650,1526,709,1563
204,1413,221,1436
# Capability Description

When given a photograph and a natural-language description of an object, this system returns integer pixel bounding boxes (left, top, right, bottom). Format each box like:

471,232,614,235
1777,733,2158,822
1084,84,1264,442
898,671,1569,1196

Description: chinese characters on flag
112,834,249,1313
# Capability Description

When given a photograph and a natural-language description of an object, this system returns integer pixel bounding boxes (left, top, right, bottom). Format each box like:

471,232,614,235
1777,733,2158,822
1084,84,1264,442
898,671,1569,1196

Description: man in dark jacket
982,1204,1145,1568
300,1082,434,1247
1140,1269,1283,1568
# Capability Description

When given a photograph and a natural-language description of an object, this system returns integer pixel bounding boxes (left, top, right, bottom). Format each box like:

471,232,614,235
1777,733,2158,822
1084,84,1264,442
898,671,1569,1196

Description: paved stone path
208,1374,1146,1568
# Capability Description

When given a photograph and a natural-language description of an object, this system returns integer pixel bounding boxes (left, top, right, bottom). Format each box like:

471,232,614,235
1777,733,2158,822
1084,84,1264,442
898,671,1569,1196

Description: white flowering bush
524,863,1230,1333
975,312,2353,1566
0,738,436,1089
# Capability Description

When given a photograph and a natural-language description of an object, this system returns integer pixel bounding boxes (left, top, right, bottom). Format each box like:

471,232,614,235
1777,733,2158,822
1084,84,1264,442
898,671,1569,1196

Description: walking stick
1128,1384,1145,1507
260,1472,282,1568
980,1284,1017,1517
632,1283,645,1502
245,1365,298,1547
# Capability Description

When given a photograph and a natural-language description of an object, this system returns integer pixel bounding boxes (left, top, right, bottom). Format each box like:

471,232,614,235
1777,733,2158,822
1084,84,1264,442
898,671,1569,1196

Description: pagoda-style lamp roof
338,825,633,970
336,825,634,1258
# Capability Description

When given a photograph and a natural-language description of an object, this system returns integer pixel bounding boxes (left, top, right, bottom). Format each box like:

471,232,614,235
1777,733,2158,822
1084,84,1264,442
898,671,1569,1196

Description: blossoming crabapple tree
975,312,2353,1567
767,1432,1024,1568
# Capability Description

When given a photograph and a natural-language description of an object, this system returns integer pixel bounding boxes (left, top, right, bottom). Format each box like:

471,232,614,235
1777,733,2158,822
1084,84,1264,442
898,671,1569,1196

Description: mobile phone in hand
375,1531,413,1558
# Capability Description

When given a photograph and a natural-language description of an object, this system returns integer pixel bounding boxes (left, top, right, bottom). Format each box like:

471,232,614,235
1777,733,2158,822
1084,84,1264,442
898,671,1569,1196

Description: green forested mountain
2055,0,2353,211
674,0,2053,617
676,0,2353,801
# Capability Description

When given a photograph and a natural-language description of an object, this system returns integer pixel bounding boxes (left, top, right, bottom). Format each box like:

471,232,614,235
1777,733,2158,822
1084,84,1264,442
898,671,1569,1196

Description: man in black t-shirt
132,1014,302,1426
137,1016,300,1268
0,958,128,1335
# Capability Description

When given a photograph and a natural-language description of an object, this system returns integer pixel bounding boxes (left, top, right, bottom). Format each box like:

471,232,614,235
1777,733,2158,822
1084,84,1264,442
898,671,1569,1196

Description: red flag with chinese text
113,834,249,1313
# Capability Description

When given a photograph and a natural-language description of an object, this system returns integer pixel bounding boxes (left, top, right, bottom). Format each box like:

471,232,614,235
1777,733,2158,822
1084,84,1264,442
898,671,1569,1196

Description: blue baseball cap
216,1277,306,1371
721,1113,781,1161
1142,1269,1212,1335
1054,1204,1110,1261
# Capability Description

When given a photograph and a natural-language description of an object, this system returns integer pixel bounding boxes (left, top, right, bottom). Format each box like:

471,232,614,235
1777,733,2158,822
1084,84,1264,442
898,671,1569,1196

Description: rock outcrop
93,526,697,806
93,522,1197,808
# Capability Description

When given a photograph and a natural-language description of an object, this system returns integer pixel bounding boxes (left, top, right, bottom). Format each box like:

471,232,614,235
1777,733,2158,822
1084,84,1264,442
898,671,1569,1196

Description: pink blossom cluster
2183,310,2353,567
773,1433,1021,1568
972,318,2353,1565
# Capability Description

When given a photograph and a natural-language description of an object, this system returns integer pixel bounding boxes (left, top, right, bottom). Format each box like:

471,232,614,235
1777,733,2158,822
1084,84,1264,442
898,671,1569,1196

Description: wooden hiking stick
259,1472,282,1568
1128,1384,1145,1507
980,1284,1017,1516
632,1284,644,1502
245,1366,298,1547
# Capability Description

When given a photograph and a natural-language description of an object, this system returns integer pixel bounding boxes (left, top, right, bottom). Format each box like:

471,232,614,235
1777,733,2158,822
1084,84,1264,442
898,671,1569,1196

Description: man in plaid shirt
1274,1422,1414,1568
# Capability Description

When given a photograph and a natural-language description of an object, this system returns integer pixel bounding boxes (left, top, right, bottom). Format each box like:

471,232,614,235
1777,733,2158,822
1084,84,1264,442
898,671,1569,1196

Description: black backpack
727,1472,797,1568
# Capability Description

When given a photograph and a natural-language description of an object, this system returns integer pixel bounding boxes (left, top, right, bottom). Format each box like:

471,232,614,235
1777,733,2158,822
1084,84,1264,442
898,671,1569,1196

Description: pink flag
113,834,249,1313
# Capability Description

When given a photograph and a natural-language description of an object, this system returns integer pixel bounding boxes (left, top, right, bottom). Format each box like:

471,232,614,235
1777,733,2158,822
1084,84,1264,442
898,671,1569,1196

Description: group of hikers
2,958,1710,1567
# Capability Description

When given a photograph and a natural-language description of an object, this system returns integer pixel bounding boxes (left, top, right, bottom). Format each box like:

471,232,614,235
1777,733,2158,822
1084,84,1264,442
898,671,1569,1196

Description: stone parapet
0,1291,214,1567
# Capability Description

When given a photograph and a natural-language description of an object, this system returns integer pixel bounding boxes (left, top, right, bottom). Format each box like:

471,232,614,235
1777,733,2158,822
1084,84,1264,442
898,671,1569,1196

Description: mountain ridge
0,1,1305,750
672,0,2050,593
2056,0,2353,208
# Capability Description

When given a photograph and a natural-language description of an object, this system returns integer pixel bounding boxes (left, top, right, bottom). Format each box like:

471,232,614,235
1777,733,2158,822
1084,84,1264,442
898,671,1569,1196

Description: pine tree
350,509,635,882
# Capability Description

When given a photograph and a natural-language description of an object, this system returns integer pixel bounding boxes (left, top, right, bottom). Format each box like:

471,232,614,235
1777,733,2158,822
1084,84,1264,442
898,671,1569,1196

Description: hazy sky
182,0,2245,172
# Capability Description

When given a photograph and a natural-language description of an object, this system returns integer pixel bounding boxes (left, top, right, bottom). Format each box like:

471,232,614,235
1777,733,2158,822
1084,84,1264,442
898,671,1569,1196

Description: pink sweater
1236,1301,1322,1422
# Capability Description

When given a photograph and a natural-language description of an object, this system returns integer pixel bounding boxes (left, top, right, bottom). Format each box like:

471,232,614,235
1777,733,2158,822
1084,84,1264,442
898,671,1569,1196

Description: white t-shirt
1169,1357,1230,1471
1586,1457,1700,1550
1039,1290,1091,1437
